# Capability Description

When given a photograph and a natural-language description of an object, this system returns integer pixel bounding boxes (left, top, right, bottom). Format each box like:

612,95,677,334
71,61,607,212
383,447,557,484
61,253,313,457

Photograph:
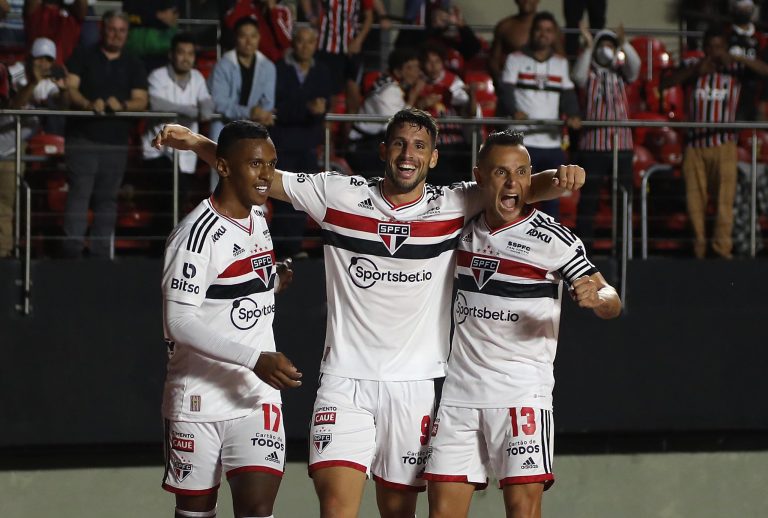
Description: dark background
1,258,766,465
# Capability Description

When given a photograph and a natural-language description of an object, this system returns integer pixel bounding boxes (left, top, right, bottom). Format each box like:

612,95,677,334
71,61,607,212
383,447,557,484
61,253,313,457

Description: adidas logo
358,198,374,210
265,451,280,464
461,234,472,243
233,244,245,257
521,457,539,469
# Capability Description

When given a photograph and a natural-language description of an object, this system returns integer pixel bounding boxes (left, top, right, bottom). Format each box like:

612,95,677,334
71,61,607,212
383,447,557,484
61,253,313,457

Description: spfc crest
172,459,193,482
377,222,410,255
313,433,332,454
251,252,275,286
470,256,500,289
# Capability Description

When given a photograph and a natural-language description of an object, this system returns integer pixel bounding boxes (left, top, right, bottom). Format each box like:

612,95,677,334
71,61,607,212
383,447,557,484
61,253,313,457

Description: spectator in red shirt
23,0,87,64
222,0,293,63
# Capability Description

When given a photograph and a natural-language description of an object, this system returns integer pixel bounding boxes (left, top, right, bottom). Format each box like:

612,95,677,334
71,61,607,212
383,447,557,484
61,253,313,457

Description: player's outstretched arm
528,165,586,203
571,273,622,319
151,124,293,202
254,352,303,390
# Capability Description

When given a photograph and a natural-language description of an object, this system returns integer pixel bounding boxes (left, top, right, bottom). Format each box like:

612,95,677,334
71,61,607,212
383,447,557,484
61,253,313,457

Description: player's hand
570,276,601,309
579,19,593,48
514,110,528,120
91,98,106,114
552,164,585,192
254,352,303,390
152,123,197,151
275,258,294,294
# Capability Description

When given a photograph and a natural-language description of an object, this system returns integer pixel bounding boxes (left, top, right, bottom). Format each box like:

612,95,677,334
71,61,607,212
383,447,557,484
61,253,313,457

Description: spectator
417,43,478,185
123,0,180,72
489,0,540,82
725,0,768,120
300,0,374,114
23,0,87,64
63,10,148,258
0,39,67,258
499,11,581,218
572,24,640,253
661,27,763,258
222,0,293,62
346,47,424,176
395,4,483,74
141,32,214,230
402,0,447,25
270,25,333,258
0,0,26,48
563,0,606,59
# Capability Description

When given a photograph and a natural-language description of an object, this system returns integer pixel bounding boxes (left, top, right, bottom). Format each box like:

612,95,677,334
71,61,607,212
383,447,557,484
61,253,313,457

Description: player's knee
504,491,541,518
237,502,274,518
175,507,217,518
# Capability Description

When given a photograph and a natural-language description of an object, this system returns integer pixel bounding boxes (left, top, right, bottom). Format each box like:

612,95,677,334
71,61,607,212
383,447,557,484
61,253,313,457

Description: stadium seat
632,111,666,147
644,126,683,166
630,36,671,82
738,129,768,163
633,144,657,189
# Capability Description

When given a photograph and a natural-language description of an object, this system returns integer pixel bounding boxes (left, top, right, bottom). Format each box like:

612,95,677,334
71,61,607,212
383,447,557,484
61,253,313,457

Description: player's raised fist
570,275,600,309
275,258,294,294
152,123,197,151
552,164,585,192
254,351,303,390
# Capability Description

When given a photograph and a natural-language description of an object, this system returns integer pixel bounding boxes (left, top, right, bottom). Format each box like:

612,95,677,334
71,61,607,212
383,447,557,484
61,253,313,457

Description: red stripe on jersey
218,250,276,278
372,474,426,492
309,460,368,474
456,250,548,280
498,473,554,488
162,483,221,495
323,208,464,237
517,73,562,83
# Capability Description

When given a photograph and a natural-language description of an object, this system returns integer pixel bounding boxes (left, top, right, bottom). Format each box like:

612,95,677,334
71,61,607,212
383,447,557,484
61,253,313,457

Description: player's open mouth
255,185,269,194
500,194,519,210
396,163,417,177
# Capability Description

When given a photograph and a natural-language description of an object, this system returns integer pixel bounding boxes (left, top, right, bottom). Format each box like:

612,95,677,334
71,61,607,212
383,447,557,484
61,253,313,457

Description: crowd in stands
0,0,767,259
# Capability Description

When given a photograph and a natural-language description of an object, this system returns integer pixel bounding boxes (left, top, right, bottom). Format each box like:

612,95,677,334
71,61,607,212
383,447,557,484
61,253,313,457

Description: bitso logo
183,262,196,279
377,222,410,255
230,297,275,330
171,262,200,293
470,256,499,289
251,252,275,286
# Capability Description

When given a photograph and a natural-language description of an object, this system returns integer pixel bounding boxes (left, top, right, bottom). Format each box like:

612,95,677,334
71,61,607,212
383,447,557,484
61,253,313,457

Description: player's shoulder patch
526,212,577,248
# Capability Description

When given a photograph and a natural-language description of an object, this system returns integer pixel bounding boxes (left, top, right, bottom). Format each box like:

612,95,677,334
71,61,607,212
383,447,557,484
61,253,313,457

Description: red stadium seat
632,111,666,147
630,37,672,82
738,129,768,163
444,48,465,75
632,144,657,189
644,126,683,166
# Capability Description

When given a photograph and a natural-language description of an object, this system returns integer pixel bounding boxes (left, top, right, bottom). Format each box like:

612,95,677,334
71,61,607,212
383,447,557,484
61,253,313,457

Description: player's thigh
502,482,544,518
220,405,287,509
228,471,282,518
483,407,554,490
371,379,437,490
312,465,367,518
423,406,489,486
427,481,475,518
175,493,219,516
162,420,224,498
309,375,376,475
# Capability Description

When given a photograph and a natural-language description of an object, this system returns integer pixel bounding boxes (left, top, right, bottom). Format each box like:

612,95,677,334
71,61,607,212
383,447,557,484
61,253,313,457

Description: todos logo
230,297,275,330
347,256,432,289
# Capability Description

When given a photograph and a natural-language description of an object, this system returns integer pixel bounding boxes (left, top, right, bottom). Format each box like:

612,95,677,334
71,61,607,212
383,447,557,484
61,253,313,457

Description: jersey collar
378,179,426,211
207,196,254,235
483,207,535,235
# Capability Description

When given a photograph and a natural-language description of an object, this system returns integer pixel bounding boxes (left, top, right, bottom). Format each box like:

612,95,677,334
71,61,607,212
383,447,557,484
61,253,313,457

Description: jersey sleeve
281,171,334,223
501,54,520,85
162,224,214,307
554,235,598,287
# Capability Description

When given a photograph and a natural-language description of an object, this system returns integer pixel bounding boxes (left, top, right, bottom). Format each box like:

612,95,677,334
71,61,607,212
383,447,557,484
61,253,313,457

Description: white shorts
162,404,286,495
423,405,554,489
308,374,437,491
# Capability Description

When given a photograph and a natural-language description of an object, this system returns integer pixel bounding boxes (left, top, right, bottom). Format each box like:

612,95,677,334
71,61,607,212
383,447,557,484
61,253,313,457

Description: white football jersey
283,172,484,381
440,209,597,410
501,51,574,149
162,198,280,422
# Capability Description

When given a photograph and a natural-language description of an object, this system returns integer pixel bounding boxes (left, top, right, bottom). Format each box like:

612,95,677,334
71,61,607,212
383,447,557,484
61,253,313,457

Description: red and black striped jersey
579,67,633,151
161,198,280,422
684,58,742,148
317,0,373,54
282,171,484,381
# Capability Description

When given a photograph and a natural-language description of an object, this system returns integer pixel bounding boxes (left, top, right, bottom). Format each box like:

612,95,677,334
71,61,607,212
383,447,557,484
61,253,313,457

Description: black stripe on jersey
559,247,598,285
186,209,213,251
540,410,548,473
322,229,460,260
532,214,575,246
457,274,558,299
514,83,564,93
205,277,275,299
161,419,171,487
195,214,220,254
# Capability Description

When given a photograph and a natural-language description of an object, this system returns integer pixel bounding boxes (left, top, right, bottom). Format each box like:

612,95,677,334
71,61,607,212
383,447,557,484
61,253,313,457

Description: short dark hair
234,15,260,34
216,120,270,158
477,130,526,163
531,11,558,35
703,26,727,47
388,47,419,73
384,108,439,148
171,32,197,52
419,42,446,63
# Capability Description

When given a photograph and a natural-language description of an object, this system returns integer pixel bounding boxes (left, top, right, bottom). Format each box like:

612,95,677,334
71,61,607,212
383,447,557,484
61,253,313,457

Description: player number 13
509,407,536,437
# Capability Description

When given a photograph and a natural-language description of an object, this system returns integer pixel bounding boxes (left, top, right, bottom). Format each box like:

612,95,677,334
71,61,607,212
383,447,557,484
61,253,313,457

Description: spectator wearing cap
63,10,148,258
23,0,88,64
571,24,640,253
221,0,293,62
0,37,68,258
